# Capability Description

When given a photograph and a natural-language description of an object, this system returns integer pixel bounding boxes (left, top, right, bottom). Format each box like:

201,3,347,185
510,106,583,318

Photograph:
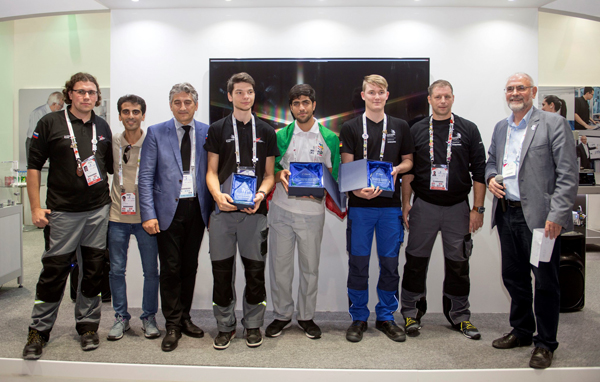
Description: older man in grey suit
486,73,577,369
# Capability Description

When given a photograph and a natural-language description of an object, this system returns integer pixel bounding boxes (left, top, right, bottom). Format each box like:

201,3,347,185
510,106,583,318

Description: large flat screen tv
209,58,430,133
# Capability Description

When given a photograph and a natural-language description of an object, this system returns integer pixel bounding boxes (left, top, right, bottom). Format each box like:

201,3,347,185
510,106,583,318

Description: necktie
181,125,191,172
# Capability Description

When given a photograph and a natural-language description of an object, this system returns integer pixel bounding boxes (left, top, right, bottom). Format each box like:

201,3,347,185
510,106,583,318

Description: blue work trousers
346,207,404,322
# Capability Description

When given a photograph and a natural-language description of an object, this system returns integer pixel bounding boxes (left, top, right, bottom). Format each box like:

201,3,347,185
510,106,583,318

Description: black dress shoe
492,333,532,349
529,347,553,369
181,319,204,338
346,321,367,343
161,328,182,352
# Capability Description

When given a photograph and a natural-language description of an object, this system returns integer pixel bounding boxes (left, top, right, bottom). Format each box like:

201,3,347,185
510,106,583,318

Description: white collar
293,118,319,135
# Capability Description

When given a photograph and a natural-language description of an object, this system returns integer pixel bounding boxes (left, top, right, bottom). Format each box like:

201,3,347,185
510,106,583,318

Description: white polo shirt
271,119,332,215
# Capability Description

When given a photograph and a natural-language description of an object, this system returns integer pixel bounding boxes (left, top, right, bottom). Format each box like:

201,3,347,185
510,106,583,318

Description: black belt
507,200,521,208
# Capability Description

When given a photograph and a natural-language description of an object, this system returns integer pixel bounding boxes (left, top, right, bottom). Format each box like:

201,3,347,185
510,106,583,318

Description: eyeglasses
72,89,98,97
505,86,533,93
123,145,131,164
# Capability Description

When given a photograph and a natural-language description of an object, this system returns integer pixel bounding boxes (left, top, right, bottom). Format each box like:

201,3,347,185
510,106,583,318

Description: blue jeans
108,221,159,320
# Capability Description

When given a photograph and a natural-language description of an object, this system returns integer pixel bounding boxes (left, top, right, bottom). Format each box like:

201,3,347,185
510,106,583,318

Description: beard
507,97,531,113
295,114,313,124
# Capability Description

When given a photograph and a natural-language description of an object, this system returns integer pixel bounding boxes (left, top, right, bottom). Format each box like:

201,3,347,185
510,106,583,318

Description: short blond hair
362,74,388,92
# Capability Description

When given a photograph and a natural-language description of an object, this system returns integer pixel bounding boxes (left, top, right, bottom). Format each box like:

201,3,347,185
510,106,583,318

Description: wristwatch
472,206,485,214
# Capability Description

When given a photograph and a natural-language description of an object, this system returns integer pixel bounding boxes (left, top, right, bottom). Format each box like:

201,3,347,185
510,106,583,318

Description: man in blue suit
139,82,212,352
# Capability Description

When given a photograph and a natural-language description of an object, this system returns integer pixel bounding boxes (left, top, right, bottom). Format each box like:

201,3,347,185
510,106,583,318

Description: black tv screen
209,58,430,133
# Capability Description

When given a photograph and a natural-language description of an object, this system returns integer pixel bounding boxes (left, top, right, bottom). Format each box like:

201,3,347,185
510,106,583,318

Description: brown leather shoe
529,347,553,369
492,333,532,349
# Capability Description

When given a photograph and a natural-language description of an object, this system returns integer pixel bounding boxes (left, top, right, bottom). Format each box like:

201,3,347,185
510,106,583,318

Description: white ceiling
1,0,598,22
95,0,553,9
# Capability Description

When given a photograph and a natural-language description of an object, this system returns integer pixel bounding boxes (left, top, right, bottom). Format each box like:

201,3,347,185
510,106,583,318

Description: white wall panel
111,6,538,314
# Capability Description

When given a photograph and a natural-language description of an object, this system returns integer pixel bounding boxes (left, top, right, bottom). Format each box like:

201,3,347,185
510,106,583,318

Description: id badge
120,192,136,215
180,172,194,198
81,155,102,186
237,166,255,176
503,162,517,178
430,164,449,191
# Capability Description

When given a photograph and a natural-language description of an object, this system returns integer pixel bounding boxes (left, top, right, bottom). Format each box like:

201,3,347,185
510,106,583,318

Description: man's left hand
242,192,264,214
545,220,563,240
469,210,484,233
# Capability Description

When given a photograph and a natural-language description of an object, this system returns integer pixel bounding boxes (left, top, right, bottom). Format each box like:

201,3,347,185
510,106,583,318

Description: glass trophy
231,174,256,206
290,162,323,188
367,161,394,191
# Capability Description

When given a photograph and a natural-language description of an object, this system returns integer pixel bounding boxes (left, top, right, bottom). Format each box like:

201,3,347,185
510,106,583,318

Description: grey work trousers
30,204,109,338
268,203,325,321
400,198,473,325
209,211,268,332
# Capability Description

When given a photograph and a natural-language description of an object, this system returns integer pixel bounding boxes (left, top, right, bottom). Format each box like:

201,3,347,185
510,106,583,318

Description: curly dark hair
62,72,102,107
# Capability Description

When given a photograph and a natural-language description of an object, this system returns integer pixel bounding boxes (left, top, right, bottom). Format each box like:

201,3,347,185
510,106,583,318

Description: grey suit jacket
485,107,578,232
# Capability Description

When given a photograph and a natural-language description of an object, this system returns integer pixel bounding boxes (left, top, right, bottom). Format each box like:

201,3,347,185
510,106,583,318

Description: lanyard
502,122,526,165
64,109,97,166
429,114,454,165
118,145,141,191
232,114,258,172
362,113,387,161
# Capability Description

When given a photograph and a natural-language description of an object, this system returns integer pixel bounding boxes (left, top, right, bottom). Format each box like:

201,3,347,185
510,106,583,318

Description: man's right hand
278,169,291,192
488,177,506,199
31,207,51,228
402,203,411,230
142,219,160,235
215,192,237,212
352,186,382,200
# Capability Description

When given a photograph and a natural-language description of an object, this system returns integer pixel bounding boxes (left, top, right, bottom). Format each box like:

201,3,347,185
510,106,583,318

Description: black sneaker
80,331,100,351
298,320,322,339
245,328,263,348
265,319,291,337
345,320,367,343
213,330,235,350
405,317,421,337
458,320,481,340
375,320,406,342
23,329,46,360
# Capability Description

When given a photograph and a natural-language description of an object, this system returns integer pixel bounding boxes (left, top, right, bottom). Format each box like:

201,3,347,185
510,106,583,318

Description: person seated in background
541,95,567,118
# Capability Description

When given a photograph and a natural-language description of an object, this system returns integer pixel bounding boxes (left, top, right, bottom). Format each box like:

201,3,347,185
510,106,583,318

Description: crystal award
368,161,393,191
231,174,256,205
290,162,323,188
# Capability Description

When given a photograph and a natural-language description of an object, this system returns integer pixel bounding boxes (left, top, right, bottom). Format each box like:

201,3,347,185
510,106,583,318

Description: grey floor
1,230,600,374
